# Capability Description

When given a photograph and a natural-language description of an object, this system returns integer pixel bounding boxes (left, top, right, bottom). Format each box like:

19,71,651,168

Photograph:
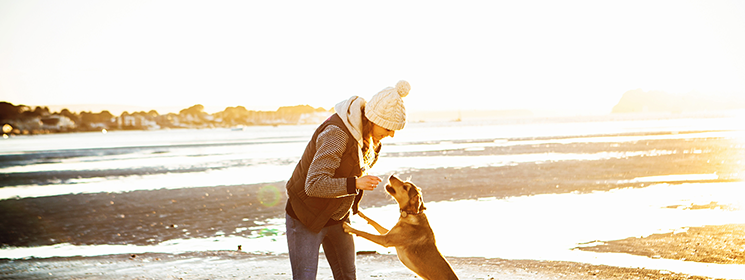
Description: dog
343,175,458,280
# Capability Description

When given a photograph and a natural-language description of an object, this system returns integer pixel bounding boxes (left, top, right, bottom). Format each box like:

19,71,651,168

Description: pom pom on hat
365,80,410,131
396,80,411,98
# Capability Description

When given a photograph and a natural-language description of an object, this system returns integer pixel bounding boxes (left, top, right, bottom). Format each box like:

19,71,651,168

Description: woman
285,80,411,279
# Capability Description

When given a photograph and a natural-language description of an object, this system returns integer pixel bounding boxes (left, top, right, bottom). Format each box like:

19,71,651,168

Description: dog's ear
407,187,426,213
407,194,421,214
417,189,426,212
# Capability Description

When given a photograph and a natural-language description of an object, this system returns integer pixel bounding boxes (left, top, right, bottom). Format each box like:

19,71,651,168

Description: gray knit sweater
305,125,377,220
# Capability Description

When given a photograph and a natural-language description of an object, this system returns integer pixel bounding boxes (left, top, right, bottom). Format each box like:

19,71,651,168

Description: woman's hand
356,175,382,191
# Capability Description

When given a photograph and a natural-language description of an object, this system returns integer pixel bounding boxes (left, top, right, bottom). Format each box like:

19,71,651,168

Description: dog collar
400,209,422,218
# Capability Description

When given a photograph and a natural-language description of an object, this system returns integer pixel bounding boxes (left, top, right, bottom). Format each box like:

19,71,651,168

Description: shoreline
0,250,711,280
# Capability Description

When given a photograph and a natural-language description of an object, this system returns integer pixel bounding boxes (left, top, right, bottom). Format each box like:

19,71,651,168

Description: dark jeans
285,213,356,280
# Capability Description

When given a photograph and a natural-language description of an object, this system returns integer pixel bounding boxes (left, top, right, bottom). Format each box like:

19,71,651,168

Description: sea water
2,112,745,278
2,113,742,199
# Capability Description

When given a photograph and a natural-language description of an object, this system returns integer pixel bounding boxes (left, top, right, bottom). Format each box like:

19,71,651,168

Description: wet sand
579,223,745,265
0,250,707,280
2,132,744,279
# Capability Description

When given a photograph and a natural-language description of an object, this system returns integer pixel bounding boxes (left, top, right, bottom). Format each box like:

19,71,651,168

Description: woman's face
371,123,395,143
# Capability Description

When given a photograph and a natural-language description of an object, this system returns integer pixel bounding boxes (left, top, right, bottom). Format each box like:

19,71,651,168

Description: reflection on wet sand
2,181,745,278
2,115,745,279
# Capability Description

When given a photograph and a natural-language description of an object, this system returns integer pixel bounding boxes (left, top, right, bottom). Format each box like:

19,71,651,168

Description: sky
1,0,744,116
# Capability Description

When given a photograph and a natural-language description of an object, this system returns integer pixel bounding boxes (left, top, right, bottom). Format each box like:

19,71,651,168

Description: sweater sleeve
305,125,358,198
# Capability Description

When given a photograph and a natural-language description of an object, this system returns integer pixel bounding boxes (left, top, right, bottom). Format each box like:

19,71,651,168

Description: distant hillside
611,89,745,114
44,104,229,115
1,102,332,135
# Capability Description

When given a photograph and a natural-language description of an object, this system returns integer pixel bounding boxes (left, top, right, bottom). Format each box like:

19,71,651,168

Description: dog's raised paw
342,222,355,234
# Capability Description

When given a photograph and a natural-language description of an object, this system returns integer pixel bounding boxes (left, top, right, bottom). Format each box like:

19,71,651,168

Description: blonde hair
360,108,375,166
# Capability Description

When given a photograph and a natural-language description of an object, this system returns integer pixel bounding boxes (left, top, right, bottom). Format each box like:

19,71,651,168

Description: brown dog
343,175,458,280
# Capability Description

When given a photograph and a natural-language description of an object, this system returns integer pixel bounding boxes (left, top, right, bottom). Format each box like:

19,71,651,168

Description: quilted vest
285,113,366,233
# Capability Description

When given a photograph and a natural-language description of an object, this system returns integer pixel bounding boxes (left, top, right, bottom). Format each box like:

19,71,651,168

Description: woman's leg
321,222,356,280
286,214,326,280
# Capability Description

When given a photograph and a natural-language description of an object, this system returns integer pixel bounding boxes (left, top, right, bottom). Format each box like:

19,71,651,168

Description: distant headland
611,89,745,114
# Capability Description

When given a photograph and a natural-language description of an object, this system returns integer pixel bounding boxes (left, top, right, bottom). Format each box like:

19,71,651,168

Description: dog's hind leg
357,211,389,234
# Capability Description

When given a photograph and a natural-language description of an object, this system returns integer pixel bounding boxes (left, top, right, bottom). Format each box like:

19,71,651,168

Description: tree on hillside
276,104,327,115
21,106,44,119
219,106,250,125
99,111,114,121
80,111,115,129
0,102,23,121
180,104,205,117
178,104,211,126
33,106,50,116
59,109,79,123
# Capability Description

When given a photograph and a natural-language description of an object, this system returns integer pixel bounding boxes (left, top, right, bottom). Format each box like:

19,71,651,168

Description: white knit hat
365,80,411,131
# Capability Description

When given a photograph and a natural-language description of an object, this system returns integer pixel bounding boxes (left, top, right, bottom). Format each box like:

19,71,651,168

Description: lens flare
258,185,281,207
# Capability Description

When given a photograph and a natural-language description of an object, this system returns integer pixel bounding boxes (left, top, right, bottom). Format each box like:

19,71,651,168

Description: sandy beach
1,250,708,280
2,129,744,279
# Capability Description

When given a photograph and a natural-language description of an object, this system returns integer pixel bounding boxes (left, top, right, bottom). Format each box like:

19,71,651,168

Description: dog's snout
389,175,401,184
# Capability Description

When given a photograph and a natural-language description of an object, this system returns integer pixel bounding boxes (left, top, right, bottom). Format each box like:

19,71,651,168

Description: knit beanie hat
365,80,411,130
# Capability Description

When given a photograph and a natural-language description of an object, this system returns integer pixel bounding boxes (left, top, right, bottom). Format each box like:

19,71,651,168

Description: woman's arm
304,125,357,198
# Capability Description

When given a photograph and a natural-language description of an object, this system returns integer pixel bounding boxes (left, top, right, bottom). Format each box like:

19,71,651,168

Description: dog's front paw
356,211,372,223
342,222,356,235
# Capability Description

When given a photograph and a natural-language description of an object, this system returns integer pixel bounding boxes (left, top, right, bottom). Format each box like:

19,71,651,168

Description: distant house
88,122,108,130
119,115,161,130
40,115,76,131
165,114,188,128
121,115,136,127
140,117,160,130
86,117,115,131
298,112,333,125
